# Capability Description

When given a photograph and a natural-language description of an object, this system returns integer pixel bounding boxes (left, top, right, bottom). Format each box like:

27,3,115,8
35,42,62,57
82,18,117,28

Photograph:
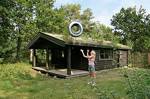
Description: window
99,49,113,60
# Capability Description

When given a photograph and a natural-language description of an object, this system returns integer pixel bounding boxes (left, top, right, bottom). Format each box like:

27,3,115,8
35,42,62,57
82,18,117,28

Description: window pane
100,54,105,59
100,50,104,53
105,53,109,58
99,49,113,59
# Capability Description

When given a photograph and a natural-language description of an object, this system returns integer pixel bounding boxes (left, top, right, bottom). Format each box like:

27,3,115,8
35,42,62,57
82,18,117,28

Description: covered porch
32,67,88,78
27,32,89,78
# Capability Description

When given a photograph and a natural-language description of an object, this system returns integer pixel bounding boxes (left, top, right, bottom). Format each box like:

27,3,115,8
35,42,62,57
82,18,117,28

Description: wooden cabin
27,32,131,78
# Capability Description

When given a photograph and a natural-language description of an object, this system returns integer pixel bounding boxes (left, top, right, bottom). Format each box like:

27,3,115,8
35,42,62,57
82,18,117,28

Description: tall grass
121,68,150,99
0,63,150,99
0,63,33,80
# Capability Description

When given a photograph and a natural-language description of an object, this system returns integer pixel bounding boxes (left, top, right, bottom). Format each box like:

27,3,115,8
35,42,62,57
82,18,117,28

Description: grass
0,63,150,99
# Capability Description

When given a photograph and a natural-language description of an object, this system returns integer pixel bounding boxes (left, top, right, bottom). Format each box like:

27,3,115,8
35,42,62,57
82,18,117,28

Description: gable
27,32,65,49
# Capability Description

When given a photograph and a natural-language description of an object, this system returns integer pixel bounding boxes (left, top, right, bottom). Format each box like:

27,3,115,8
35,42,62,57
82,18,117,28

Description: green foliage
56,4,95,37
122,68,150,99
0,0,16,62
0,0,55,62
111,6,150,51
0,63,32,80
0,63,150,99
60,4,81,21
0,1,119,63
81,8,95,37
91,22,120,43
129,52,149,68
33,0,55,32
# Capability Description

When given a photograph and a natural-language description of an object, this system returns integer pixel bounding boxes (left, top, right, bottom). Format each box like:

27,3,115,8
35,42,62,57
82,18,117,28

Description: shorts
88,65,95,72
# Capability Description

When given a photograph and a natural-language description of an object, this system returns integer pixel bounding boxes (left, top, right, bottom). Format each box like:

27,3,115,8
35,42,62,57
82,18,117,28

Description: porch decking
32,67,89,78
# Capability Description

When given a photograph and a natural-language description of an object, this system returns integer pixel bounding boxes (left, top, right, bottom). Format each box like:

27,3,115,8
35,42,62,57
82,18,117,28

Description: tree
0,1,118,63
89,22,119,43
10,0,38,62
55,4,82,36
33,0,55,32
0,0,55,62
111,6,150,51
60,4,81,21
81,8,95,37
57,4,95,37
0,0,16,62
11,0,55,61
56,4,117,42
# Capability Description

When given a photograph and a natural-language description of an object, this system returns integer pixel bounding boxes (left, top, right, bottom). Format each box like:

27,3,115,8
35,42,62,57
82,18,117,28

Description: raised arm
80,49,88,58
81,49,93,59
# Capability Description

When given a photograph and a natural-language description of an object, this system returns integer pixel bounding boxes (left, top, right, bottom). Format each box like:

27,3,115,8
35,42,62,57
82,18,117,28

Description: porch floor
32,67,89,78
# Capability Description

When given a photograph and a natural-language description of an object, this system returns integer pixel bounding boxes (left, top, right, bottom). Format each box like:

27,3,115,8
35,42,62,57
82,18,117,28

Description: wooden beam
46,49,50,70
67,46,71,75
32,49,36,67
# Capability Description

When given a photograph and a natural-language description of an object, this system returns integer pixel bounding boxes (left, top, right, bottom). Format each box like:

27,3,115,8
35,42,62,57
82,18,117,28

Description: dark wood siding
46,47,128,71
119,50,128,66
95,59,114,70
95,50,115,70
71,47,88,70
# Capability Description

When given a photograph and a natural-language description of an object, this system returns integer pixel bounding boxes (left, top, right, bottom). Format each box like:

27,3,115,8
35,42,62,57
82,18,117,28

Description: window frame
99,49,113,60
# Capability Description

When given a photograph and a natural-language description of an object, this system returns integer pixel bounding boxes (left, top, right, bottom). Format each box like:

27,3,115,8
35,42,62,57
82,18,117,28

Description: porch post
46,48,50,70
127,50,129,66
67,46,71,75
30,49,33,63
32,49,36,67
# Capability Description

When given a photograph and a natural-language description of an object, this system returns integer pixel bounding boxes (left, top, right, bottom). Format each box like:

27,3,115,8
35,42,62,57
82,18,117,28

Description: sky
54,0,150,27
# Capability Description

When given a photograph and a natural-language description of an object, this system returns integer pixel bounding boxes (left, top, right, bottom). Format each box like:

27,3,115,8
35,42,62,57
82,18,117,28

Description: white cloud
93,13,113,27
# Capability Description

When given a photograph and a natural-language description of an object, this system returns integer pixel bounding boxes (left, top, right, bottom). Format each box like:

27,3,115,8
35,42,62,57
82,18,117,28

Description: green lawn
0,63,150,99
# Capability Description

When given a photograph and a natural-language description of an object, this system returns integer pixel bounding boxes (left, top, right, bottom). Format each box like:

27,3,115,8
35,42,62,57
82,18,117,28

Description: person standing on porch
80,49,96,86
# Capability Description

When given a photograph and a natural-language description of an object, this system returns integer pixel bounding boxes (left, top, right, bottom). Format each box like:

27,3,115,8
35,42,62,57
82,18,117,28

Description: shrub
122,68,150,99
0,63,32,80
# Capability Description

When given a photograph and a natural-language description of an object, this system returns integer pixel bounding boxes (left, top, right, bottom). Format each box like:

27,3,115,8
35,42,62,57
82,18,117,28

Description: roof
27,32,131,50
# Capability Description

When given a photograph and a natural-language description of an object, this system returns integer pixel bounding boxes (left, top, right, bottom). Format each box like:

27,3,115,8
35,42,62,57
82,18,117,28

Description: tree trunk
148,53,150,65
16,36,21,62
